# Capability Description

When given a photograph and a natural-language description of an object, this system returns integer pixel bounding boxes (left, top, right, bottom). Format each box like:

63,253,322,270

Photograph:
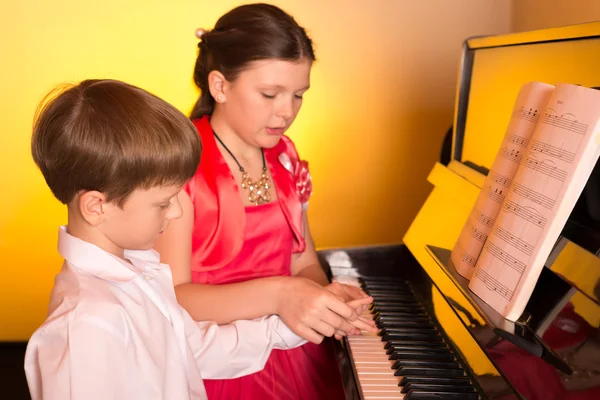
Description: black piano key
385,340,447,350
367,290,415,297
363,285,414,297
372,305,424,313
386,345,450,355
370,301,425,313
378,321,435,330
401,383,476,394
382,331,443,342
381,327,438,335
375,308,426,316
399,375,472,386
360,279,410,287
404,390,478,400
377,320,432,329
394,366,465,377
392,360,460,370
376,315,431,323
365,285,414,290
381,325,436,332
362,284,412,292
370,299,422,306
389,351,455,362
376,311,429,319
360,276,407,282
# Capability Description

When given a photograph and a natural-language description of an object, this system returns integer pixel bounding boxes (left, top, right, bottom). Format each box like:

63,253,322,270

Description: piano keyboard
339,275,480,400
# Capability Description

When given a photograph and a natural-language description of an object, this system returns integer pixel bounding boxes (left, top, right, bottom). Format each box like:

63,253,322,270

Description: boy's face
102,185,183,252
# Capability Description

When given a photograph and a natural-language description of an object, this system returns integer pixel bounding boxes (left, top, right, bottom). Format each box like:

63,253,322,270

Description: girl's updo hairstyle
190,3,315,120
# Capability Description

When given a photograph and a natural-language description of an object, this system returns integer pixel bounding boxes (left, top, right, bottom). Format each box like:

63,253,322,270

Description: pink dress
185,116,346,400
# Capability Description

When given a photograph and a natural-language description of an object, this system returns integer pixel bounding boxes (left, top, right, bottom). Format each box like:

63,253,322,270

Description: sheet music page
451,82,554,279
468,83,600,321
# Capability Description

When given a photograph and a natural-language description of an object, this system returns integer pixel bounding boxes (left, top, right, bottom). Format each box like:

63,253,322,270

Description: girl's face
219,58,312,149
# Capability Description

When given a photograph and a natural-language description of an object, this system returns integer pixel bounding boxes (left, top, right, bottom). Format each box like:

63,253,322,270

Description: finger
295,325,325,345
359,316,376,326
309,319,337,338
334,316,362,335
322,293,360,321
318,308,344,331
351,317,379,333
346,296,373,310
334,329,346,340
343,284,369,299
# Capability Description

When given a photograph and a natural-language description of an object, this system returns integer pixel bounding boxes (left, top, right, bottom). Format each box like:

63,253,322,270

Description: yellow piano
323,22,600,400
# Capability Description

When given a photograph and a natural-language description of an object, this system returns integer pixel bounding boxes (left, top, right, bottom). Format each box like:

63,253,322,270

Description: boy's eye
261,93,276,99
159,202,171,209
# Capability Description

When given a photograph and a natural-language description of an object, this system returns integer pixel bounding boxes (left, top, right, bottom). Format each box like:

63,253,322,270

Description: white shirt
24,227,305,400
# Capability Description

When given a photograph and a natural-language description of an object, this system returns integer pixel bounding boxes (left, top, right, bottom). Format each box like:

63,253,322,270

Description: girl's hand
275,277,373,344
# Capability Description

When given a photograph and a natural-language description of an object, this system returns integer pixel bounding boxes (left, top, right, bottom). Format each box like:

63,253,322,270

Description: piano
321,22,600,400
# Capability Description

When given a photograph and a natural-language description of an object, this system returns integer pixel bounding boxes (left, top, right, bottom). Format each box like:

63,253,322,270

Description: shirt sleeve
186,314,307,379
25,314,130,400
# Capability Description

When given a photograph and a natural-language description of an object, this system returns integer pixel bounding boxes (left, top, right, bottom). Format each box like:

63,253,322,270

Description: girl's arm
154,190,371,344
291,212,371,302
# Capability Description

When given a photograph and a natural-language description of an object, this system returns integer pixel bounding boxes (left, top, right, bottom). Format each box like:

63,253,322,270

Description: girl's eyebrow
258,84,311,91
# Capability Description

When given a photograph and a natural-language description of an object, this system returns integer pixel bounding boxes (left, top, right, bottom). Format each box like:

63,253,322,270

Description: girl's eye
294,95,303,100
261,93,276,99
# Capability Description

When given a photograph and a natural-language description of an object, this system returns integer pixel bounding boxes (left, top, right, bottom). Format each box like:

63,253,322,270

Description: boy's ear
78,191,110,226
208,70,227,103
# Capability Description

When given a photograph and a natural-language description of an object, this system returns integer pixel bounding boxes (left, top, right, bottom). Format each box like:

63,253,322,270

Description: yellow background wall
0,0,522,341
513,0,600,32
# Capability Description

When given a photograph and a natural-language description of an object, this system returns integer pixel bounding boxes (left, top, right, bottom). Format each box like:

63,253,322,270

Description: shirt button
143,274,153,281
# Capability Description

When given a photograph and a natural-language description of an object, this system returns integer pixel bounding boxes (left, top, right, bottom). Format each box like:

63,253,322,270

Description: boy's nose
168,198,184,220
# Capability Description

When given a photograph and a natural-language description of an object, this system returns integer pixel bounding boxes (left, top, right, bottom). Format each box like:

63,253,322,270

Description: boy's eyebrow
157,190,181,203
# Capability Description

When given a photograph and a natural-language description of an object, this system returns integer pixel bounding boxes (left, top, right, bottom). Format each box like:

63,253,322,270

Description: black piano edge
425,245,572,375
318,244,520,400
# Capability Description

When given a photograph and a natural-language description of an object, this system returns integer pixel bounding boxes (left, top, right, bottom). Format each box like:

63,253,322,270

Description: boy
24,80,371,399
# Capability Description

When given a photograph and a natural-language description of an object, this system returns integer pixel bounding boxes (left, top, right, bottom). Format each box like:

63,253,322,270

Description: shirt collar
57,226,164,282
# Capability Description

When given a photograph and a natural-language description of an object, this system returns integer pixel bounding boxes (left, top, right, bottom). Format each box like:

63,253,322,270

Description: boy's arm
186,314,307,379
25,316,129,400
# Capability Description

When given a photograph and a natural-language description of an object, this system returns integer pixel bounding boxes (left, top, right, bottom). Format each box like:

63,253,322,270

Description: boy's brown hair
32,79,201,206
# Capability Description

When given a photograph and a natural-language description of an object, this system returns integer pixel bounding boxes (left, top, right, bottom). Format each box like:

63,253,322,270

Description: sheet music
469,83,600,321
451,82,554,279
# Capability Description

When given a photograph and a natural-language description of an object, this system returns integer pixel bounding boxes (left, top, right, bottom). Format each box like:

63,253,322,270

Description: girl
156,3,375,399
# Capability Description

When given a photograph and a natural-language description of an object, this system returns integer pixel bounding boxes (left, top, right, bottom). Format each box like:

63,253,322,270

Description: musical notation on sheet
517,107,540,124
541,113,587,135
524,157,567,181
478,212,494,228
502,147,522,163
462,251,477,267
509,134,529,148
512,182,556,209
503,200,546,227
483,241,526,274
493,225,534,256
474,268,514,301
487,186,505,204
471,226,488,243
530,140,576,163
491,171,512,187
